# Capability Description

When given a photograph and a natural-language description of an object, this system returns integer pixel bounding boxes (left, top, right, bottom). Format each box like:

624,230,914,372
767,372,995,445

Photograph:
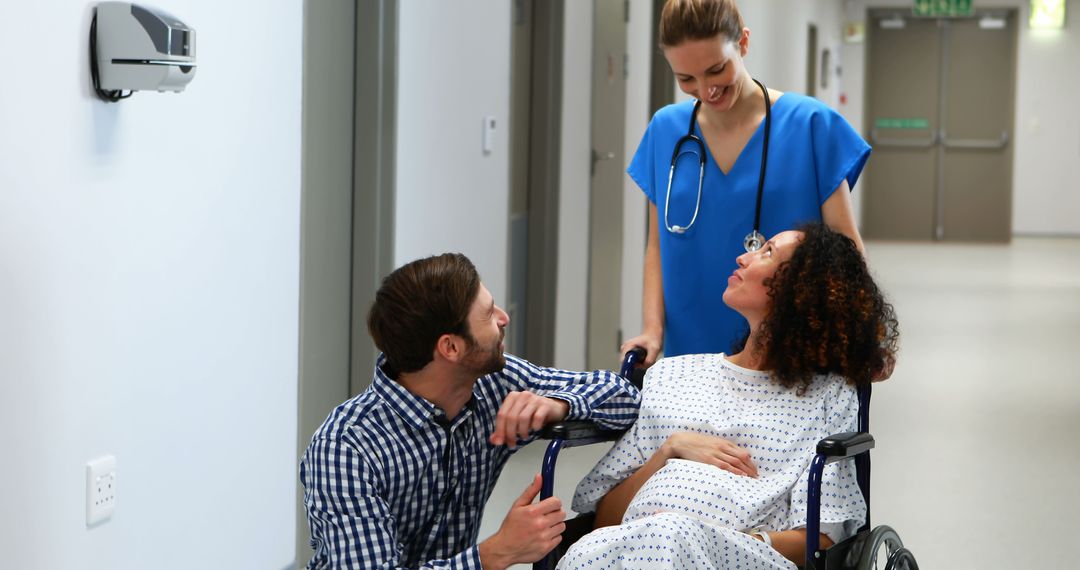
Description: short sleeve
627,116,660,205
809,104,871,205
571,420,648,514
787,381,866,543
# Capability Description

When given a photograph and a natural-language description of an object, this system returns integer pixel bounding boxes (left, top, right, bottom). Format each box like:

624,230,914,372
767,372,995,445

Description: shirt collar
371,354,485,432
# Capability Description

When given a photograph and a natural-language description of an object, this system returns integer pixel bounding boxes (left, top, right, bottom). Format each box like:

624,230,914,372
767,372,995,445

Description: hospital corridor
2,0,1078,569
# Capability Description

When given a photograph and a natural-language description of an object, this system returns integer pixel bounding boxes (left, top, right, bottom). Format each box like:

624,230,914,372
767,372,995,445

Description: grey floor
480,237,1080,569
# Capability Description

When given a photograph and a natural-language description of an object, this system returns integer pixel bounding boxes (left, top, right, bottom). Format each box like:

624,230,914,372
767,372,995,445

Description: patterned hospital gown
559,353,865,570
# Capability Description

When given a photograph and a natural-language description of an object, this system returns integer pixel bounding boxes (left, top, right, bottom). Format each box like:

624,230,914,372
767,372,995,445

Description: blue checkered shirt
300,354,640,569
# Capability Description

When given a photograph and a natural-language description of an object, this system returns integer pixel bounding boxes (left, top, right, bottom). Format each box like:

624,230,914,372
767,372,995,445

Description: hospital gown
560,353,865,570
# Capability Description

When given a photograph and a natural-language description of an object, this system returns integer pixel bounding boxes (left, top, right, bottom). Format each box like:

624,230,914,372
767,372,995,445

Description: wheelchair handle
620,347,646,380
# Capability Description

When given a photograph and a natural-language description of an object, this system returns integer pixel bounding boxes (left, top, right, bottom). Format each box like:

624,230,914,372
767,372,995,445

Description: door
508,0,533,359
587,0,628,369
863,15,942,240
806,24,818,98
939,15,1015,241
512,0,564,366
863,11,1015,242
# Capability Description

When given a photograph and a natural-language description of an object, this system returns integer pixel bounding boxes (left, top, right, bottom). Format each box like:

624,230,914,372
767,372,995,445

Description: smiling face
663,30,750,112
459,283,509,376
722,230,804,323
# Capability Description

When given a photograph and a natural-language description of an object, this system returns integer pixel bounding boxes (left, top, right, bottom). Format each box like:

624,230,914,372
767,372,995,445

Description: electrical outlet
86,455,117,526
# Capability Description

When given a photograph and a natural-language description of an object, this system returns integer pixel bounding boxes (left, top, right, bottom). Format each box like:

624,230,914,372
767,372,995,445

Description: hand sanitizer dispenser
91,2,196,101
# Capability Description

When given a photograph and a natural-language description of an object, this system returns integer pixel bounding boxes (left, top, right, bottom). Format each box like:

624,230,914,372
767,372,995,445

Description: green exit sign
914,0,974,17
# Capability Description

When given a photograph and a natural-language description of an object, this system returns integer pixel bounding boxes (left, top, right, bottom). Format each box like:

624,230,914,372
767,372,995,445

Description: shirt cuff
445,545,483,569
545,391,588,421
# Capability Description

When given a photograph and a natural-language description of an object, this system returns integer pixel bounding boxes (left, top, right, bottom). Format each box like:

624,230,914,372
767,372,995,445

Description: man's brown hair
367,253,481,374
659,0,744,47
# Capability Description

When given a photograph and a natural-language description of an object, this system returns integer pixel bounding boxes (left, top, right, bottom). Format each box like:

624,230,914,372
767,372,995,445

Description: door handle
591,149,616,176
869,128,937,148
941,130,1009,150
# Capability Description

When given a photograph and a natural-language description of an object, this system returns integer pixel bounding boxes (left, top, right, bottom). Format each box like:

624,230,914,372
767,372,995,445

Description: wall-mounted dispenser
90,2,196,101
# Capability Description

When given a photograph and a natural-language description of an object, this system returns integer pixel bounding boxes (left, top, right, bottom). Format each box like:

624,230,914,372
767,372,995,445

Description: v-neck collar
693,93,784,177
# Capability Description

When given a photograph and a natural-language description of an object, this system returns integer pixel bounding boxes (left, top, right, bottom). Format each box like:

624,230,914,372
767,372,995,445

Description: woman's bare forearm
751,529,833,565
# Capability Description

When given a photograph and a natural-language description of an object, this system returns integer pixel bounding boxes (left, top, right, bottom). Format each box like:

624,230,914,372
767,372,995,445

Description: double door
863,11,1016,242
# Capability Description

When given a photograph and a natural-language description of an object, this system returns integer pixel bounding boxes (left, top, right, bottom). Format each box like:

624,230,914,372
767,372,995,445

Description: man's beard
461,333,505,376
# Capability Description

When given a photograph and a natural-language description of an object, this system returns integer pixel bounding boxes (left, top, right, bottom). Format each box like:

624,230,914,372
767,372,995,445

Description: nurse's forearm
642,203,664,336
821,180,866,254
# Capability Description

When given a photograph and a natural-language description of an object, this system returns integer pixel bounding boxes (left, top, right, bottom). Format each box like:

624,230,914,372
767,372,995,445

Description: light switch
482,116,496,155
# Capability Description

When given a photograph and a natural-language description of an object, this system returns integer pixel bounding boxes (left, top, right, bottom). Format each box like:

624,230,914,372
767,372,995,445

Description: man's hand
489,392,570,449
662,432,759,478
478,474,566,570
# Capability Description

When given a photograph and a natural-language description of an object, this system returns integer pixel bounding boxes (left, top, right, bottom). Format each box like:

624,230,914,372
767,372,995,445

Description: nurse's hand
871,353,896,382
620,329,663,367
662,432,759,478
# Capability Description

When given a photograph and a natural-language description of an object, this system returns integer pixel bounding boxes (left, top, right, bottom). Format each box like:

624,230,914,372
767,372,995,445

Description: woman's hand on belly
664,432,759,478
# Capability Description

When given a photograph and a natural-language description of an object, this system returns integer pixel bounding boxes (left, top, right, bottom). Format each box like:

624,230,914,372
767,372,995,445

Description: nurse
621,0,870,365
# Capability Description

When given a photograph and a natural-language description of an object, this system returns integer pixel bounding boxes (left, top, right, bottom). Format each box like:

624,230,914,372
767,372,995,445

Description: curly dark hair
756,223,899,393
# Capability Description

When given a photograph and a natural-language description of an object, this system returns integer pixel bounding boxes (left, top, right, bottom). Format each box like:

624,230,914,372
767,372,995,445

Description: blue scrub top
628,93,871,357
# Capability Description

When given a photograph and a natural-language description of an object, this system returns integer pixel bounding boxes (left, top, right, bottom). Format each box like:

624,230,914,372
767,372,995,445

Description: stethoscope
663,78,772,252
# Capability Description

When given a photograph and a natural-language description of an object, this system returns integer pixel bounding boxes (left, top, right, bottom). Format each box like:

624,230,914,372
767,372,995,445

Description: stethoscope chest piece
743,230,765,252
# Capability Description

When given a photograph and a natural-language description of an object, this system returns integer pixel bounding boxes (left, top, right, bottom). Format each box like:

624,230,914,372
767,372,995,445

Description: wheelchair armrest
539,420,625,447
816,431,875,463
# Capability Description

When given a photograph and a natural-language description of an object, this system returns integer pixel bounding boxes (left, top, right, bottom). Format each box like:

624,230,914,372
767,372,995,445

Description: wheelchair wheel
855,526,917,570
884,548,918,570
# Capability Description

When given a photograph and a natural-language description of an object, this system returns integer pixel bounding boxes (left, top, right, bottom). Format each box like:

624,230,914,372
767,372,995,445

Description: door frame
296,0,397,565
522,0,565,366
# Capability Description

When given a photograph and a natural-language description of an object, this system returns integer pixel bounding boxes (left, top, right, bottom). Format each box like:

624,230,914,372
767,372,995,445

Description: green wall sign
875,118,930,129
914,0,973,17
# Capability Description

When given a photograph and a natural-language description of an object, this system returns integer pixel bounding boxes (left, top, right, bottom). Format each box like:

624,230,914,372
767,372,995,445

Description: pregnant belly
624,458,795,530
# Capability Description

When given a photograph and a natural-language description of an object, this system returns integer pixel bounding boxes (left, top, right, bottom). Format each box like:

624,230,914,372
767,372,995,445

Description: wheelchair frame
534,350,917,570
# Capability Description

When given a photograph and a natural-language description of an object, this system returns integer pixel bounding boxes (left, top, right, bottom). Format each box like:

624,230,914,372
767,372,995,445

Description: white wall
670,0,847,98
0,2,301,568
843,0,1080,236
394,2,512,302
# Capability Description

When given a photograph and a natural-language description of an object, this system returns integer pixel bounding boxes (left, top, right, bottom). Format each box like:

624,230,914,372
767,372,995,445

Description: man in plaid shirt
300,253,640,569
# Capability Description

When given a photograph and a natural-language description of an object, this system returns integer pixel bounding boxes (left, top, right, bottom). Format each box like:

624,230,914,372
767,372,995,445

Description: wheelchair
535,349,919,570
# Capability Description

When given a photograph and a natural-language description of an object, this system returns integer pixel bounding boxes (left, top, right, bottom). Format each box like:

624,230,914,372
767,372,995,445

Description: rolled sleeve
499,356,640,431
543,391,589,420
430,546,483,570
